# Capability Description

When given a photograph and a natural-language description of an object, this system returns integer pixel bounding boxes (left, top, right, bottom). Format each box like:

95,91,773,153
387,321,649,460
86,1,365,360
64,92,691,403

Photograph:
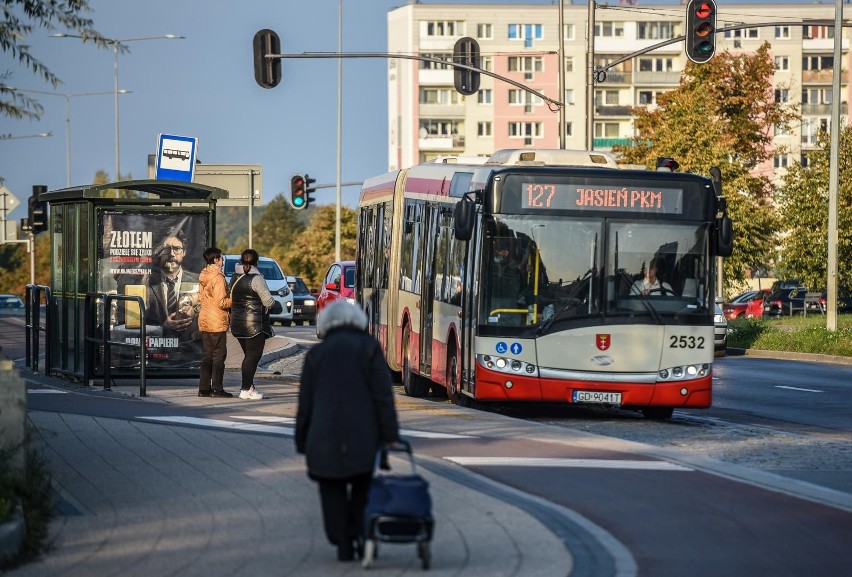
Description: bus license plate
294,307,302,314
572,390,622,405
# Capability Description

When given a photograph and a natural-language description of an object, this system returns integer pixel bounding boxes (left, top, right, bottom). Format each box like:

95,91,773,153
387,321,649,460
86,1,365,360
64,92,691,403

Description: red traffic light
694,2,714,19
685,0,717,64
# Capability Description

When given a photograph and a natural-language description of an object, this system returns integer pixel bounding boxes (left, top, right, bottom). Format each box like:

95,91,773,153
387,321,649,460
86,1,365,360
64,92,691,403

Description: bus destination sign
521,182,684,214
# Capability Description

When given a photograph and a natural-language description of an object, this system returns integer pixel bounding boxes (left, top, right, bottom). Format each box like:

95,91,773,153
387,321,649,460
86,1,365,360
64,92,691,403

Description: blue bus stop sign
156,134,198,181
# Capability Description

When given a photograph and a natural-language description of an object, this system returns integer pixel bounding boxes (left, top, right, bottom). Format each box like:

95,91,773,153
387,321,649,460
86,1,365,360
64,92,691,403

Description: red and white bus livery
356,149,732,419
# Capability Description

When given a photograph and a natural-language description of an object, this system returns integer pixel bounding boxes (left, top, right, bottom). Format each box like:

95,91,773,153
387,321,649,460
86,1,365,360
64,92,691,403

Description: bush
729,316,852,356
0,444,54,570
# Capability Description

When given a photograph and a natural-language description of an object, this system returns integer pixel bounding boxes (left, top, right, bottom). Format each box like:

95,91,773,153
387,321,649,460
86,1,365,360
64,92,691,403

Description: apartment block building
386,1,849,176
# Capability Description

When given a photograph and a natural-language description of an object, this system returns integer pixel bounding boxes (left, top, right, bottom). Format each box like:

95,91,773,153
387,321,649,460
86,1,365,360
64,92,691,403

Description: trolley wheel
417,541,431,570
362,539,376,569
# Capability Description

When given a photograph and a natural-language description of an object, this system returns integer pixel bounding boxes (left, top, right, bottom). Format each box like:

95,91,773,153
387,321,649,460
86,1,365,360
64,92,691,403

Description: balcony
801,103,833,116
418,135,466,150
599,70,632,84
419,103,466,118
593,138,632,149
633,71,681,85
802,69,847,84
595,105,632,117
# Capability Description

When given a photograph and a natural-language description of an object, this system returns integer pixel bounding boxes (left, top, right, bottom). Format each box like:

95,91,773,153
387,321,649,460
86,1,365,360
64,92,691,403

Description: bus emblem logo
596,334,611,351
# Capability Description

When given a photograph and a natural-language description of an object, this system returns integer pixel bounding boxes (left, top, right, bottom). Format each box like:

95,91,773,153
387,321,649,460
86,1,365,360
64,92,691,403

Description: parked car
714,303,728,356
723,289,769,320
0,294,25,314
316,260,356,317
222,255,293,325
763,286,808,318
285,275,317,326
818,289,852,314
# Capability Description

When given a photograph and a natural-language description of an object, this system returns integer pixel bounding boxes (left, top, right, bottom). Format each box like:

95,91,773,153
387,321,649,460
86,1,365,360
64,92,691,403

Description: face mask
494,255,505,264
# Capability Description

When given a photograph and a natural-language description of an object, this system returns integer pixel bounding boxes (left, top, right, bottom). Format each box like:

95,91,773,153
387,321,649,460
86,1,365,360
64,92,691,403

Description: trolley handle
374,438,417,474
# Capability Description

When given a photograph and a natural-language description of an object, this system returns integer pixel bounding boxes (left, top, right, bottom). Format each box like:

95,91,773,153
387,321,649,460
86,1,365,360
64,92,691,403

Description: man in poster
145,230,200,336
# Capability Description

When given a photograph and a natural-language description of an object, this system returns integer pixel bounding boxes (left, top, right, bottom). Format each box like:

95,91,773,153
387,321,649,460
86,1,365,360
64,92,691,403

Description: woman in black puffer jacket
295,300,399,562
229,249,275,400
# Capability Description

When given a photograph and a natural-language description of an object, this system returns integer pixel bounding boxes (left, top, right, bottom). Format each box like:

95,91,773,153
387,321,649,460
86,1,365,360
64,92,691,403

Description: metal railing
83,292,148,397
25,284,52,375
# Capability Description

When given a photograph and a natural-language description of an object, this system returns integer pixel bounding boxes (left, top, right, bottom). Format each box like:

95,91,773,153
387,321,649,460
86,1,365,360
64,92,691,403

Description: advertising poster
98,210,210,370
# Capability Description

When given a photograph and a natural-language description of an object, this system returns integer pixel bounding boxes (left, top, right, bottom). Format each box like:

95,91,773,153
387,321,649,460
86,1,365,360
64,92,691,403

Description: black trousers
198,331,227,392
317,473,372,549
237,333,266,390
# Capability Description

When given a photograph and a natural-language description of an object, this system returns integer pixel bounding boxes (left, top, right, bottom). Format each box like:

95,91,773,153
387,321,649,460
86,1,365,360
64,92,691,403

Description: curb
0,504,25,567
727,347,852,366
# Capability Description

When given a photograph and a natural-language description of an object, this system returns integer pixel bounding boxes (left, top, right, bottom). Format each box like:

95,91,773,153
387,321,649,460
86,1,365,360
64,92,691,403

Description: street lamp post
51,34,184,181
5,88,128,186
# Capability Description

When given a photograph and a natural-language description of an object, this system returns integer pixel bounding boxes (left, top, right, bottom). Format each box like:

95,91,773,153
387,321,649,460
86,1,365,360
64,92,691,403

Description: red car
316,260,356,317
723,289,767,320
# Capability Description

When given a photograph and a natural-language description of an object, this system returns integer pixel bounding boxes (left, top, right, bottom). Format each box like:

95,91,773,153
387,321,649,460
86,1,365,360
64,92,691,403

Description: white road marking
140,415,472,439
27,389,68,394
445,456,692,471
775,385,823,393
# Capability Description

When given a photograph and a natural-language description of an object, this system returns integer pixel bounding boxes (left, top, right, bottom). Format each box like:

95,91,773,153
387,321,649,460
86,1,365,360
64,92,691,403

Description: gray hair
316,300,368,339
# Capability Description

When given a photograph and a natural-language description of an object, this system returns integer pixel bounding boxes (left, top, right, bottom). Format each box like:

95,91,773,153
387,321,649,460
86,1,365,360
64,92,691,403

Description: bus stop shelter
36,180,228,383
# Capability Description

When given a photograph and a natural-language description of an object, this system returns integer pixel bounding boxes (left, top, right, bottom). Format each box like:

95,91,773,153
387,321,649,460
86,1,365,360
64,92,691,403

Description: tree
775,128,852,291
283,205,357,289
1,1,108,122
251,194,308,265
613,43,798,291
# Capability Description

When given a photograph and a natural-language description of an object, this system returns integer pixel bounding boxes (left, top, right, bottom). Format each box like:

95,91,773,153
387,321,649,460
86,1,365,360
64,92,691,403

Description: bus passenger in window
631,257,674,296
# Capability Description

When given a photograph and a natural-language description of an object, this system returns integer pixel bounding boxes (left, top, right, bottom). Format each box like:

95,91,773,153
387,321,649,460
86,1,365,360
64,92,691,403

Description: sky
0,0,824,224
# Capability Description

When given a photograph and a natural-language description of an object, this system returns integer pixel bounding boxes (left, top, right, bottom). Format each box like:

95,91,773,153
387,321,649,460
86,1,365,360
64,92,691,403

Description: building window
508,23,544,48
775,26,790,39
478,122,492,137
509,122,543,138
775,56,789,71
565,56,574,73
638,57,674,72
425,21,464,37
724,28,758,39
803,55,833,71
773,154,789,169
564,89,575,105
420,88,461,105
803,25,834,39
419,119,459,137
802,88,832,105
637,21,678,40
564,122,573,137
594,122,620,138
595,22,625,38
508,56,543,73
480,56,492,72
774,89,789,103
508,89,543,105
478,89,492,105
419,52,451,70
477,23,492,39
638,90,655,105
595,89,619,106
564,23,575,41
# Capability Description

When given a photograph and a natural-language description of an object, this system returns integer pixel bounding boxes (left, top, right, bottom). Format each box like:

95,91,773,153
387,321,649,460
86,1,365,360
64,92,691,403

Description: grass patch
0,441,55,570
729,315,852,356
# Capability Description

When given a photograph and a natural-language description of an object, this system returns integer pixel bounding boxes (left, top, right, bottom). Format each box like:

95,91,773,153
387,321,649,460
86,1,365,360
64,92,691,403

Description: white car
714,303,728,357
223,255,293,325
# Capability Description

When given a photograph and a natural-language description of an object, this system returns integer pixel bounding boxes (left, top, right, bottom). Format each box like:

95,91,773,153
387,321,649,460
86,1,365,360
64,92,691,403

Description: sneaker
239,386,264,400
211,390,234,398
198,390,212,397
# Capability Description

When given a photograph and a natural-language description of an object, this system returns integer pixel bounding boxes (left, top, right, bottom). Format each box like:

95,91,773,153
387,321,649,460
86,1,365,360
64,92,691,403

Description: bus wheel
403,328,429,397
642,407,674,420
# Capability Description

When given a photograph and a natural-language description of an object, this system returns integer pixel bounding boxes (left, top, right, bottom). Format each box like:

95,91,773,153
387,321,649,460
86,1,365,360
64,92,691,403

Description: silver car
714,303,728,357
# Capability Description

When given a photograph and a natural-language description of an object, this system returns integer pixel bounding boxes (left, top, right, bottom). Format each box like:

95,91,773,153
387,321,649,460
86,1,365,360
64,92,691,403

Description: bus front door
418,204,441,379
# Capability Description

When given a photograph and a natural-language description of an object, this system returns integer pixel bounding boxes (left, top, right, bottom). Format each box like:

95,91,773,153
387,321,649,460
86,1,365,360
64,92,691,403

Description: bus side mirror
716,215,733,257
453,196,475,241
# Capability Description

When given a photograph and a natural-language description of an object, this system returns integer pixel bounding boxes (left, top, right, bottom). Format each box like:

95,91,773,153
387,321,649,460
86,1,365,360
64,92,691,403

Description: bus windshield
480,215,710,333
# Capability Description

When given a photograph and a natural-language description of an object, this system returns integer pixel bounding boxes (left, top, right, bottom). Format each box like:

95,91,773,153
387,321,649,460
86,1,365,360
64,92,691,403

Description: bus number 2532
669,335,705,349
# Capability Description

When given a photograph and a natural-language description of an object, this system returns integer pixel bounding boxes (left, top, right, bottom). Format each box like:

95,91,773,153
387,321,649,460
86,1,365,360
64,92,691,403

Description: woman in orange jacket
197,247,233,397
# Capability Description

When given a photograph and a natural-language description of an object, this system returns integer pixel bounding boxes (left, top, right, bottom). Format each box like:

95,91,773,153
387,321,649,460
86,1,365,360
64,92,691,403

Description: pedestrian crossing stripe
138,415,472,439
445,456,692,471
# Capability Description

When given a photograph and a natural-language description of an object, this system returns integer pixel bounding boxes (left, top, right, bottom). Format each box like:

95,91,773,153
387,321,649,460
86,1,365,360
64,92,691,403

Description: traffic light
28,185,48,235
453,37,480,96
253,29,282,89
290,173,315,210
685,0,717,64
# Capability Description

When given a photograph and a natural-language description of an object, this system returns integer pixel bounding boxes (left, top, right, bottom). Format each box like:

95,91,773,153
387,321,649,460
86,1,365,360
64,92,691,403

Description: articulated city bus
356,149,732,419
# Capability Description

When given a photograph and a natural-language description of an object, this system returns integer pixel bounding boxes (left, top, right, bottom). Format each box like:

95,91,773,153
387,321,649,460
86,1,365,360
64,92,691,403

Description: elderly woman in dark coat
295,300,400,562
